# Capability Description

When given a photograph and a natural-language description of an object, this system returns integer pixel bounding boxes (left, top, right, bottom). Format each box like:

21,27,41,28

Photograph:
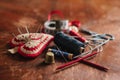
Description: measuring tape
44,10,81,35
44,20,69,35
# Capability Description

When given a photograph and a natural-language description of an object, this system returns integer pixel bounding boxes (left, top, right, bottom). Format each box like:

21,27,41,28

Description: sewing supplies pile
8,10,114,72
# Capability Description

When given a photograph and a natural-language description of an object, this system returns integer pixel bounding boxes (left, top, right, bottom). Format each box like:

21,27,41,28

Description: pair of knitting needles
56,51,108,72
56,35,114,72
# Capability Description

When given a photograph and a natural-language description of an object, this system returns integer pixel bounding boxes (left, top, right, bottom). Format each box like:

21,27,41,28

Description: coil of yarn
54,32,85,56
48,48,73,60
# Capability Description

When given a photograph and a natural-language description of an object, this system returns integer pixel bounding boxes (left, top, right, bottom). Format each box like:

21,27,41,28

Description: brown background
0,0,120,80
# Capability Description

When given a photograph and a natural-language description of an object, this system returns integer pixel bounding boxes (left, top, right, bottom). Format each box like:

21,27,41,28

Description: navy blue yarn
50,49,71,59
54,32,85,56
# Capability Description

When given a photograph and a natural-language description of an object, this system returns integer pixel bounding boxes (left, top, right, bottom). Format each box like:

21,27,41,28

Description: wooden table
0,0,120,80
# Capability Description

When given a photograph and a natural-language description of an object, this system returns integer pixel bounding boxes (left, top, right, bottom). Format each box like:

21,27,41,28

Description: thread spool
54,32,85,56
48,48,73,60
45,52,55,64
69,26,79,32
67,30,87,43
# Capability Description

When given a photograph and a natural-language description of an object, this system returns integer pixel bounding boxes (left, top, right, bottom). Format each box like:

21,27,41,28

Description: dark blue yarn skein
48,48,73,60
54,32,85,56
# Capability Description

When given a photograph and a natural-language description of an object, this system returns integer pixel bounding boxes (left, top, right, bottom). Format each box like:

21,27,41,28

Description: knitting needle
56,39,111,71
51,48,108,71
81,59,108,72
56,58,108,72
56,51,97,70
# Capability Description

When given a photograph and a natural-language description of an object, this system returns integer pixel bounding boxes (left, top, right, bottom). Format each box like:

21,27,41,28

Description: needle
35,24,40,33
25,26,29,33
17,27,22,34
12,33,16,38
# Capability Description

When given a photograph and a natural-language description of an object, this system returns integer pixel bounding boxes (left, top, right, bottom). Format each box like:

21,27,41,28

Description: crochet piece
9,33,54,58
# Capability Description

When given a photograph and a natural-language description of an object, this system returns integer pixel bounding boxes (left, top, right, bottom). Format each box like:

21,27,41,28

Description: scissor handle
104,34,115,40
91,34,114,41
80,28,114,40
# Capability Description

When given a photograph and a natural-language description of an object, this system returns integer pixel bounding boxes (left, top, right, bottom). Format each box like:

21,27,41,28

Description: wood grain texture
0,0,120,80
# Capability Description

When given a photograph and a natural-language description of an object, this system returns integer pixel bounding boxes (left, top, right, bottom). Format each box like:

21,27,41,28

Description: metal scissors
81,28,114,40
73,29,114,59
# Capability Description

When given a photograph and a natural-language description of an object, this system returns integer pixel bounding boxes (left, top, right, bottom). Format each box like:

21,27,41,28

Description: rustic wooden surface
0,0,120,80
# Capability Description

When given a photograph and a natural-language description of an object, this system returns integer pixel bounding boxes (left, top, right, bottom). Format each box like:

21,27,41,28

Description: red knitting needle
81,59,108,71
56,51,97,70
56,51,108,71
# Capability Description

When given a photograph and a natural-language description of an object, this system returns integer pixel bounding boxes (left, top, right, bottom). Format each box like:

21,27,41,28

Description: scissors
81,28,114,40
73,29,114,59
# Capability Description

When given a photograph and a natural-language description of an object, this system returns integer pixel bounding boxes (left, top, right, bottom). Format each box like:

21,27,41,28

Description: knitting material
48,48,73,60
54,32,85,56
10,33,54,58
